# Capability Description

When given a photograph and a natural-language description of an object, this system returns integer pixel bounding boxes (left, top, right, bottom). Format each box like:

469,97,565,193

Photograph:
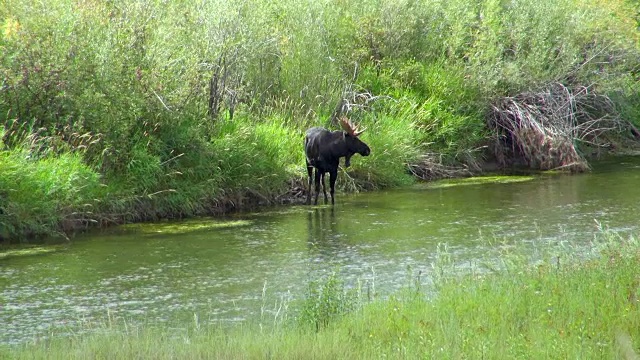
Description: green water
2,157,640,344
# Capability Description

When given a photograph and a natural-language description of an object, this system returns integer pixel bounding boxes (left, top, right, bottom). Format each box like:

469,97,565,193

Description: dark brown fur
304,126,370,205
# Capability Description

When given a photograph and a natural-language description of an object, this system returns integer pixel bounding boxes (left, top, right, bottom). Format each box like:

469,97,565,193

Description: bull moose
304,117,371,205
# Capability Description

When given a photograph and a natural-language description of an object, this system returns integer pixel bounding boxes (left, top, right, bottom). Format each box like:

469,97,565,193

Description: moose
304,117,371,205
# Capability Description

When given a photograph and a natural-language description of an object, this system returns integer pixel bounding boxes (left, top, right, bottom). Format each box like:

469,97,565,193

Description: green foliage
350,113,419,189
335,230,640,358
409,63,486,156
355,61,487,159
211,117,303,195
297,271,362,331
0,147,103,239
436,0,639,93
1,0,639,238
608,76,640,128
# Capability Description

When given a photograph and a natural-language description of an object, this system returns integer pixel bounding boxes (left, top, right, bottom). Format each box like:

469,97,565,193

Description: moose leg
321,172,329,204
329,169,338,205
313,169,322,205
306,161,313,205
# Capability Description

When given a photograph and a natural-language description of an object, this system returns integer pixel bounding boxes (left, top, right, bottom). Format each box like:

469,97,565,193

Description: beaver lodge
488,82,639,173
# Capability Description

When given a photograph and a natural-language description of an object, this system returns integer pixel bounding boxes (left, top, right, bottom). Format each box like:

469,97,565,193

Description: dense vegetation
2,229,639,358
2,0,640,241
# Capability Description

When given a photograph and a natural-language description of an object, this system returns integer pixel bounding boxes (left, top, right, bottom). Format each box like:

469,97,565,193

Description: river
1,156,640,344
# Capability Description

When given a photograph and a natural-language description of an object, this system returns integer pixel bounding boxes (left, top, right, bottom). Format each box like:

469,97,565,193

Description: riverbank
2,138,638,243
2,228,638,359
2,0,640,242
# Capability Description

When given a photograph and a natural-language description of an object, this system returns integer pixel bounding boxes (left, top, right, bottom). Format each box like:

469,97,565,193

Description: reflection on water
2,157,640,344
307,207,338,256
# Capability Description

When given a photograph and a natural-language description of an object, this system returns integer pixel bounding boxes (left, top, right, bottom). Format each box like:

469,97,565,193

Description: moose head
338,116,370,167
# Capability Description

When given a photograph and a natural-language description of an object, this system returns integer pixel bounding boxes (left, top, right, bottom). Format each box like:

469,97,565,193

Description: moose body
304,118,370,205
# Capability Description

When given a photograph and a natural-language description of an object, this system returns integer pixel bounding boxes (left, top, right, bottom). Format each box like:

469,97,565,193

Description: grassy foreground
3,229,640,359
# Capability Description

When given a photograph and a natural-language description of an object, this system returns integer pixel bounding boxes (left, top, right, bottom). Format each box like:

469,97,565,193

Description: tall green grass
0,131,104,239
211,116,304,197
347,230,640,358
3,229,639,359
350,112,420,189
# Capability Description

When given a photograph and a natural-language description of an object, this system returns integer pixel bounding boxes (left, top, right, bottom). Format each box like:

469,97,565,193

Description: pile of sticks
488,83,624,172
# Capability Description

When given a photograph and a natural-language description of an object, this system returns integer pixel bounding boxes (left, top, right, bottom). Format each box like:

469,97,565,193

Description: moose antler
339,116,366,137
